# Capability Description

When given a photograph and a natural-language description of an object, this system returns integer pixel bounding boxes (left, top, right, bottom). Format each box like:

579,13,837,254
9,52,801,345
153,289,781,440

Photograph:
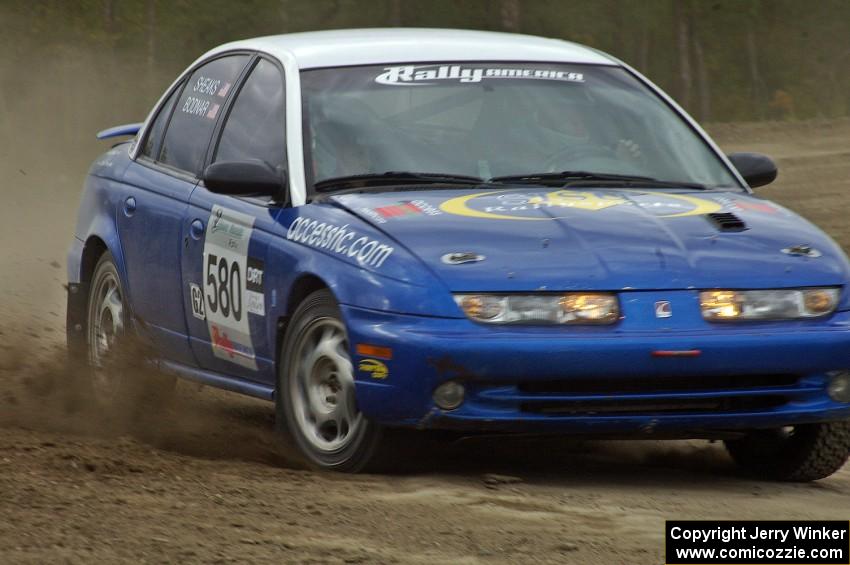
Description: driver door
182,56,288,384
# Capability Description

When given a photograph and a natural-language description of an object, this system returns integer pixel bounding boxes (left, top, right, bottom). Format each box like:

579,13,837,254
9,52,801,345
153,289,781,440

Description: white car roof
202,28,617,69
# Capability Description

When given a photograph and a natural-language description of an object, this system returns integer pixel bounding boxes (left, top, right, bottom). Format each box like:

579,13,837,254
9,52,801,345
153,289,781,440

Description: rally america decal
375,65,585,86
439,189,723,220
202,205,264,370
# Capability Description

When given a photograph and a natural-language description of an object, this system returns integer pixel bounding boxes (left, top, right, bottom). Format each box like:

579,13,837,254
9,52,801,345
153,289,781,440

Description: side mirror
727,152,778,188
203,159,285,197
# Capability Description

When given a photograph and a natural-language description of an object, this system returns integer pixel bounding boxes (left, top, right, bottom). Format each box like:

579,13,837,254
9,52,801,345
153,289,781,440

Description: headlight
700,288,840,321
454,293,619,325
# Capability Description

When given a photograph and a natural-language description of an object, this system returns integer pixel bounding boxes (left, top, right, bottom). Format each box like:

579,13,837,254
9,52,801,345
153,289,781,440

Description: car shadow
131,383,754,488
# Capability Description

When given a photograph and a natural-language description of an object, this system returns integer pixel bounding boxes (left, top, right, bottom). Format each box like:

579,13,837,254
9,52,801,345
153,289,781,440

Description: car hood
330,187,850,292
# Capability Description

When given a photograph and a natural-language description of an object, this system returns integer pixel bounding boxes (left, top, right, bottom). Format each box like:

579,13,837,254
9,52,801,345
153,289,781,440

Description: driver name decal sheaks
375,65,585,86
203,205,261,370
439,189,723,220
286,217,394,268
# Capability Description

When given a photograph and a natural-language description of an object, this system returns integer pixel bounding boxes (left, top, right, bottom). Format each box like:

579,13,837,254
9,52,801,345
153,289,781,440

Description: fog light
433,381,465,410
827,372,850,402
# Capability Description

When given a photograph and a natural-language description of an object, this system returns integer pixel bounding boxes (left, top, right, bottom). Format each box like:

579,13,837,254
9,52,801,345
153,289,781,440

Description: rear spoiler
96,122,143,140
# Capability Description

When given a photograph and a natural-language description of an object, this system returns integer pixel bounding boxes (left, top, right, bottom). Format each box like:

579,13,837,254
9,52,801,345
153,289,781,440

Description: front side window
301,62,740,190
158,54,249,175
214,58,286,170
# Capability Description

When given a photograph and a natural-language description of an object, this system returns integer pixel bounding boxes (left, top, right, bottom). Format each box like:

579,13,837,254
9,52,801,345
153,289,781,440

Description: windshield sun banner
375,64,585,86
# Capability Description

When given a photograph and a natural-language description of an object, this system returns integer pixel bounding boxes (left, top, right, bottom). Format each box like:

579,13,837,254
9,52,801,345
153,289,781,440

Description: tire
85,252,174,411
275,289,389,472
724,421,850,481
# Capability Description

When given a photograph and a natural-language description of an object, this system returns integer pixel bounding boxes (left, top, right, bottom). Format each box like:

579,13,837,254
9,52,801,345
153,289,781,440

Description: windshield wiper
314,171,486,192
489,171,707,190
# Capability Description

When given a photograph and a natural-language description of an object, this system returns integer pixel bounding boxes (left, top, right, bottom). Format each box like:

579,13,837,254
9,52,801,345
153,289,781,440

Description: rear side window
214,59,286,170
139,84,180,159
159,54,249,175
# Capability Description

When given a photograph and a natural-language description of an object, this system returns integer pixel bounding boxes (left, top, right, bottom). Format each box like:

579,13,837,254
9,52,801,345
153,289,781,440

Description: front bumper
342,299,850,435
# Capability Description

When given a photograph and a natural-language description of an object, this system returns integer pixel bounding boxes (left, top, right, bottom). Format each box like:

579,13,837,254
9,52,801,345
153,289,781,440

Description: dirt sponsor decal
439,189,723,220
358,358,389,380
245,257,265,317
202,205,260,370
376,65,585,86
286,217,394,268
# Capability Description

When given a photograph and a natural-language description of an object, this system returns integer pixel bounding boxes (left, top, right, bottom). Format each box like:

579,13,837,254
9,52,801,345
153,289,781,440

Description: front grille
518,374,800,395
523,395,785,416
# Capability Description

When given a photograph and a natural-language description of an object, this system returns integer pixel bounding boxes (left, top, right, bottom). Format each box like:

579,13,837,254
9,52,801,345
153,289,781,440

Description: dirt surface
1,119,850,564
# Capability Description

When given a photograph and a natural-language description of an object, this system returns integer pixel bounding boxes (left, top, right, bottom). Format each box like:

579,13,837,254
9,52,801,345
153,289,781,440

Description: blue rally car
68,29,850,477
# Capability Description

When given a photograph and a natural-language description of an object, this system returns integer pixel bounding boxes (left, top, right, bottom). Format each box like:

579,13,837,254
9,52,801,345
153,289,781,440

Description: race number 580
206,253,242,321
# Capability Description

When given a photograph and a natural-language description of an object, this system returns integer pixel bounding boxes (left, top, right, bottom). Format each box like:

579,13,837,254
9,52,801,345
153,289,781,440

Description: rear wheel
85,252,173,409
724,421,850,481
276,289,386,472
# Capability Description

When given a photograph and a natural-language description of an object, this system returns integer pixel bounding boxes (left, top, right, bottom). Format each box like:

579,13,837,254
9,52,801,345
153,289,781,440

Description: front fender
265,204,463,322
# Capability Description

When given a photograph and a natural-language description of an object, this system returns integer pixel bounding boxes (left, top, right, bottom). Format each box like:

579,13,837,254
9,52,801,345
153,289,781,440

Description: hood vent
706,212,748,232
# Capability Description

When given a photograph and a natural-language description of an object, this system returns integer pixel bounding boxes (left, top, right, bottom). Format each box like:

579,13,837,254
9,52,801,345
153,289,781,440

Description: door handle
190,219,205,240
123,197,137,217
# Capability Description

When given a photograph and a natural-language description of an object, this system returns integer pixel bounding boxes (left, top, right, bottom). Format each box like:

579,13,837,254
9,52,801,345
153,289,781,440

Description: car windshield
300,62,741,191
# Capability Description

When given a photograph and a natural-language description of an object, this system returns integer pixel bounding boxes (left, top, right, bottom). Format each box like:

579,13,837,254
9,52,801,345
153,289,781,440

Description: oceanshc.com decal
287,217,394,268
375,65,585,86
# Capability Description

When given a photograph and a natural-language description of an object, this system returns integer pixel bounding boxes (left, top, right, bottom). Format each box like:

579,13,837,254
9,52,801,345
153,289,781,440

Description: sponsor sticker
358,358,389,380
439,189,723,220
376,202,423,219
712,194,782,215
358,200,442,224
286,217,394,268
375,64,585,86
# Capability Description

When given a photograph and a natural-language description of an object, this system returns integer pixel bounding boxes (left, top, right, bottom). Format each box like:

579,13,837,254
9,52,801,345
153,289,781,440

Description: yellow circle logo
439,189,721,220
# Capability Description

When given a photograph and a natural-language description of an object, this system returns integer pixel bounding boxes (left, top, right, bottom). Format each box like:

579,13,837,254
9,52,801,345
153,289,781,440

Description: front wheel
276,289,385,472
724,421,850,481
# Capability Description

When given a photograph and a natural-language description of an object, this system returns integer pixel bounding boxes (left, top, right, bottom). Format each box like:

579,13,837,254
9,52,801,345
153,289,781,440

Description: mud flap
66,282,88,361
